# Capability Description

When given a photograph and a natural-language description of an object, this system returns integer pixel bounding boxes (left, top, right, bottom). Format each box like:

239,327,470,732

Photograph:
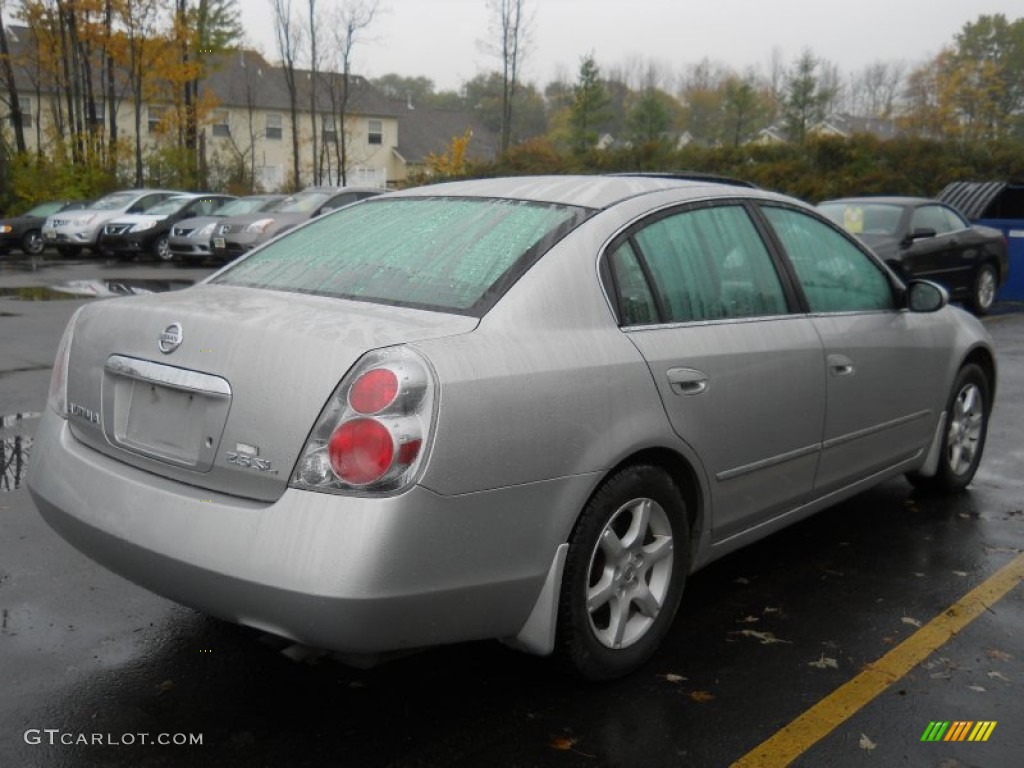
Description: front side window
624,204,788,323
911,204,964,235
762,206,894,313
214,197,590,314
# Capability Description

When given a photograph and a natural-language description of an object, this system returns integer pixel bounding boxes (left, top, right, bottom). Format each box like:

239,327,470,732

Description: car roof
388,174,776,210
819,196,936,207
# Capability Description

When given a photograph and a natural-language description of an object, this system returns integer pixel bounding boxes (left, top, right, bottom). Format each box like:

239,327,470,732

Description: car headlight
195,223,217,238
245,218,275,234
0,225,12,234
130,220,158,232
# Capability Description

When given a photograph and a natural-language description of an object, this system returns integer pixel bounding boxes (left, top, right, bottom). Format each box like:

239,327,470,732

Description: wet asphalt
1,254,1022,767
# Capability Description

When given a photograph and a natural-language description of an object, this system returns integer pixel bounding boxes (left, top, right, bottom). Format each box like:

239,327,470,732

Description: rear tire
556,464,689,680
968,263,998,315
907,364,990,494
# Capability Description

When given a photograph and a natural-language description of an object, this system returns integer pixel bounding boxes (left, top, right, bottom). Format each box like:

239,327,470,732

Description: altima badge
159,322,183,354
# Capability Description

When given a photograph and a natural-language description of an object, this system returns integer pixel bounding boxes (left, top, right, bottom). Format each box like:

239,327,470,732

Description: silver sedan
28,175,996,680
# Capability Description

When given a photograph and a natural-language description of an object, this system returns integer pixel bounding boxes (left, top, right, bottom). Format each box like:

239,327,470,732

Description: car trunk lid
62,284,477,501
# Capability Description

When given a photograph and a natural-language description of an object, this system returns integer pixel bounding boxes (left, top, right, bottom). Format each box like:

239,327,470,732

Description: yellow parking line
732,552,1024,768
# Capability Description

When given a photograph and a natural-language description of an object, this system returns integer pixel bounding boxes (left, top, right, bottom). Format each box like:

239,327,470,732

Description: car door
759,205,950,494
608,203,826,541
902,204,975,291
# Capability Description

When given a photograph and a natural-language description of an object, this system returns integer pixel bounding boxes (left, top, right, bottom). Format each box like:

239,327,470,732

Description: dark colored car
210,187,384,263
169,195,286,265
99,194,236,261
0,200,90,256
818,197,1009,315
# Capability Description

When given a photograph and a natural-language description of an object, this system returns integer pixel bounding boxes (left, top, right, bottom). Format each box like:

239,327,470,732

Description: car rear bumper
27,409,585,653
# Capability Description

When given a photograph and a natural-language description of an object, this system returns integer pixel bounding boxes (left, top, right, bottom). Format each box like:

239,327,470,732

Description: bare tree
485,0,531,153
271,0,304,189
847,60,907,118
306,0,321,184
325,0,378,186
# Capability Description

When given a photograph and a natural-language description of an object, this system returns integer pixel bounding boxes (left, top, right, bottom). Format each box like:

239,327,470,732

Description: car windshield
213,197,591,314
90,192,139,211
215,197,280,217
25,202,64,217
275,192,334,214
145,197,195,215
819,202,904,237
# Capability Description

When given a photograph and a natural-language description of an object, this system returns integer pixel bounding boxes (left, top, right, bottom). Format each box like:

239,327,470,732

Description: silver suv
42,189,180,257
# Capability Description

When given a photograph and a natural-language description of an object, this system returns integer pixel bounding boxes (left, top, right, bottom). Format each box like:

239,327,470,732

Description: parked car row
1,185,384,263
181,186,383,265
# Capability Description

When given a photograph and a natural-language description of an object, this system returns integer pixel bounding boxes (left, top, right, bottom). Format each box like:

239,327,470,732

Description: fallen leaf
913,572,925,578
808,655,839,669
156,680,175,694
762,606,779,614
859,734,877,752
952,570,968,577
734,577,751,585
550,736,577,751
987,671,1010,683
902,617,922,628
689,690,715,703
737,616,760,624
967,685,987,692
732,629,792,645
986,649,1013,662
660,673,687,684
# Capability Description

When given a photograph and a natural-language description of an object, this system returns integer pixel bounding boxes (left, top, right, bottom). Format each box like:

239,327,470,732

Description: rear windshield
213,197,590,314
818,202,904,237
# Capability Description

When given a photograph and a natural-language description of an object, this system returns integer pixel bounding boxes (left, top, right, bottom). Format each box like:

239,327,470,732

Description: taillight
290,347,435,493
47,308,84,418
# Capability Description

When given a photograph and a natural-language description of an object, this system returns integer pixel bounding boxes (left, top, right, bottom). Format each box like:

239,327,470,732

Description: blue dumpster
938,181,1024,301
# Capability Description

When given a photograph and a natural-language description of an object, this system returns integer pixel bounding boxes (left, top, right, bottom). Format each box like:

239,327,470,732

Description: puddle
1,412,40,493
0,279,194,301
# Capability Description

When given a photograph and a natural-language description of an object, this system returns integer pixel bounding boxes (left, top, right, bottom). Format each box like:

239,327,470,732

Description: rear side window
214,197,589,314
621,204,788,323
763,206,894,313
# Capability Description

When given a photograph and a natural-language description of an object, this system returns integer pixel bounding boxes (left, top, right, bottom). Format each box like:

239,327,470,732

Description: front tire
556,465,689,680
152,234,172,261
968,263,998,315
22,230,45,256
908,364,990,494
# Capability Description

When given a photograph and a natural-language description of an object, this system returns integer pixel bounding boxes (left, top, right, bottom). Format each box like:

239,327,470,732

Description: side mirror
907,280,948,313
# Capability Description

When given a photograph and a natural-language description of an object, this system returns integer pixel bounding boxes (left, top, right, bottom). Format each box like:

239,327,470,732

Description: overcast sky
241,0,1022,90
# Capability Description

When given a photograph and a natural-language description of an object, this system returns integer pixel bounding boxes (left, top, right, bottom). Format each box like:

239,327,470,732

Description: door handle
666,367,709,395
827,354,855,377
